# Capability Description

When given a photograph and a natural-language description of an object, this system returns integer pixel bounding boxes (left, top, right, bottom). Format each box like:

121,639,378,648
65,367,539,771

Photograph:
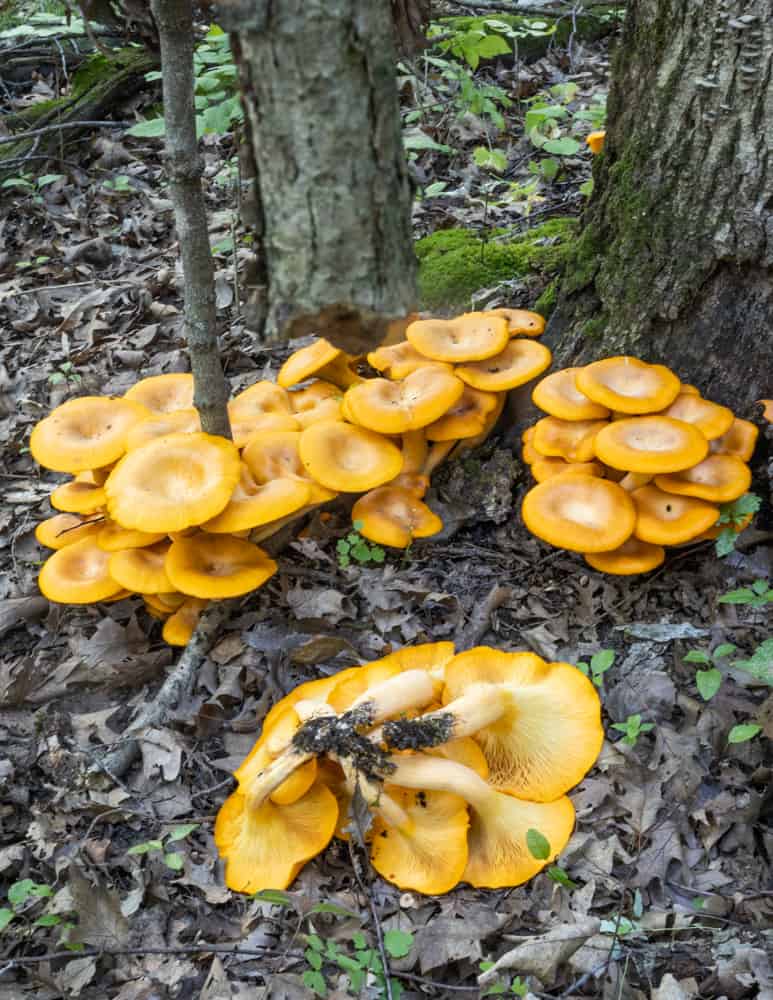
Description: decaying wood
149,0,231,438
219,0,418,353
548,0,773,412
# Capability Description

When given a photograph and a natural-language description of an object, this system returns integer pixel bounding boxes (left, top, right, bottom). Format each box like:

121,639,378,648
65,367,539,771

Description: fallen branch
0,120,128,146
91,601,232,780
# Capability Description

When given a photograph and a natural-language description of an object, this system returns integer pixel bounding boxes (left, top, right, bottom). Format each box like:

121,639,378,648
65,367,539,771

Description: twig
91,601,233,780
0,943,297,970
0,121,128,146
347,808,394,1000
455,582,513,649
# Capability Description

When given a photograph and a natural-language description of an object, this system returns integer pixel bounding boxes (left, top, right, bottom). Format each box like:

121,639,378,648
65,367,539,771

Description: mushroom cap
710,418,759,462
50,474,107,514
586,130,606,154
344,368,465,434
632,484,719,544
124,373,195,413
425,385,499,441
760,399,773,422
370,787,469,894
521,427,539,464
287,380,343,428
594,416,709,473
97,521,166,551
299,421,403,493
229,381,294,421
455,339,552,392
465,790,575,889
532,416,608,463
201,464,311,533
165,534,277,599
214,781,338,893
232,413,301,449
38,537,125,604
584,537,665,575
327,659,404,714
522,475,636,552
532,368,611,421
406,313,510,363
351,486,443,548
126,409,201,451
654,454,752,503
35,513,104,550
442,648,603,801
105,432,241,532
277,339,341,388
108,541,173,594
575,357,681,414
30,396,149,473
429,737,489,778
367,341,454,379
659,393,734,440
531,458,604,482
485,308,546,338
242,430,305,481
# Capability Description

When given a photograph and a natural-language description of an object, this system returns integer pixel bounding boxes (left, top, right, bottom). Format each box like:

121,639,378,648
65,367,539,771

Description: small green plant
576,648,615,688
16,256,51,270
103,174,133,193
48,361,82,388
727,722,762,744
302,928,412,998
0,879,80,949
337,521,386,568
719,579,773,608
610,713,654,746
525,828,576,888
684,642,737,701
479,962,528,997
714,493,761,556
126,823,199,871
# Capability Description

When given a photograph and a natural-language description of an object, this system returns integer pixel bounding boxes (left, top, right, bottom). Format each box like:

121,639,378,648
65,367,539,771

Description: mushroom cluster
521,358,758,574
215,642,602,895
30,310,550,643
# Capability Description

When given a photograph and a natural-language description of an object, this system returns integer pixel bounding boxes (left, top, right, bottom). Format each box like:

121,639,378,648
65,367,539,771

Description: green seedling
610,713,654,746
719,579,773,608
479,962,528,997
48,361,82,387
127,823,198,871
302,928,412,999
727,723,762,744
337,521,386,568
684,643,736,701
0,879,81,950
576,648,615,688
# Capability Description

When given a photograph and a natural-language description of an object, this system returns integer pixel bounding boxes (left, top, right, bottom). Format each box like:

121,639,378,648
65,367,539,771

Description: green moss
534,278,558,318
416,218,577,312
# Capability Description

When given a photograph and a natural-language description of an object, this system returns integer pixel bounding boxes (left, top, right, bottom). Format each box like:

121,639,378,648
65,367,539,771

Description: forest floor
0,13,771,1000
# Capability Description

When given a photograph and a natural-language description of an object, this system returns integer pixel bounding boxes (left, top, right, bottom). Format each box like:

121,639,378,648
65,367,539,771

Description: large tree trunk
218,0,418,353
547,0,773,413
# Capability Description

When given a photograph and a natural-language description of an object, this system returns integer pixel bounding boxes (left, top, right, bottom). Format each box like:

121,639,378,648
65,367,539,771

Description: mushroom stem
619,472,652,491
423,440,456,476
381,683,506,749
244,750,314,812
387,755,492,812
335,755,412,830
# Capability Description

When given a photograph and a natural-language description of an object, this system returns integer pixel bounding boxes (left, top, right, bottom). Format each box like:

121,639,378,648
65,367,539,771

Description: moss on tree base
416,218,576,313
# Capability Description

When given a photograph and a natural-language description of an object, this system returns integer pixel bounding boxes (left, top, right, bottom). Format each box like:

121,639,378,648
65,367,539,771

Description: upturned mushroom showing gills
216,642,602,895
522,357,758,573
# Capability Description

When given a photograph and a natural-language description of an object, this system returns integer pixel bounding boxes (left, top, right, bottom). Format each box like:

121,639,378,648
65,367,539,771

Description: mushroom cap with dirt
35,513,104,550
631,484,719,545
30,396,149,473
105,432,241,533
485,308,546,337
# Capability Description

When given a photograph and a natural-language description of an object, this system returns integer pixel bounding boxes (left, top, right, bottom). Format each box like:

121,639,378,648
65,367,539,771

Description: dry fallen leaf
478,917,600,986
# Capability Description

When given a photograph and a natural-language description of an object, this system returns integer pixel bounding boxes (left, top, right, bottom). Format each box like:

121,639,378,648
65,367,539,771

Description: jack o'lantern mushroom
654,454,752,503
584,537,665,575
165,534,277,599
38,537,125,604
35,513,104,550
299,421,403,492
454,338,552,392
351,486,442,549
344,367,464,434
631,484,719,545
407,313,510,363
521,475,636,553
575,357,681,414
485,308,546,338
531,368,611,421
124,373,195,413
30,396,149,473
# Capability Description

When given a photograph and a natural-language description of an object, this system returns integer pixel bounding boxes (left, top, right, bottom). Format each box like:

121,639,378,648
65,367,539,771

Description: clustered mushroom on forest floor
521,357,759,574
29,309,552,644
214,642,603,895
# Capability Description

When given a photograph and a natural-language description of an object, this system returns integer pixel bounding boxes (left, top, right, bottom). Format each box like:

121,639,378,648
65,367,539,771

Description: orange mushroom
632,484,719,545
126,409,201,451
584,537,665,575
532,368,611,421
124,373,195,413
425,385,499,441
35,513,104,550
298,421,403,492
521,475,636,552
532,416,608,463
367,341,454,379
407,313,510,363
575,357,681,414
654,454,752,503
485,308,546,338
351,486,443,548
659,393,734,440
455,339,552,392
38,537,125,604
30,396,149,473
594,416,709,473
50,473,107,515
710,419,759,462
344,367,464,434
165,534,277,599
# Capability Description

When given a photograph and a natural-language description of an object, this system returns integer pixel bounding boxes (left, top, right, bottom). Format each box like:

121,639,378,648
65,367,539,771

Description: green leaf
732,638,773,684
713,643,737,659
525,105,568,129
526,828,551,860
579,178,595,197
166,823,199,842
308,901,360,918
305,948,323,970
718,588,757,604
127,840,163,855
352,931,367,950
728,723,761,744
590,649,615,672
403,130,453,154
542,137,582,156
37,174,65,187
334,953,363,974
683,650,711,664
9,880,38,906
473,146,508,173
696,668,721,701
126,117,166,138
302,970,328,997
718,493,761,524
252,889,293,907
384,929,414,958
33,913,61,927
575,661,589,675
370,547,386,564
163,852,184,870
511,977,529,997
336,540,350,555
306,934,325,952
482,982,508,997
423,181,448,197
714,527,738,557
0,909,15,931
547,865,578,889
476,35,512,59
538,157,560,180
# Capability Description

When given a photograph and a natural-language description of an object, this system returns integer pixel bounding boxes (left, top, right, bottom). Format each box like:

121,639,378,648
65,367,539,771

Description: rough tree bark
218,0,418,353
150,0,231,437
546,0,773,412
